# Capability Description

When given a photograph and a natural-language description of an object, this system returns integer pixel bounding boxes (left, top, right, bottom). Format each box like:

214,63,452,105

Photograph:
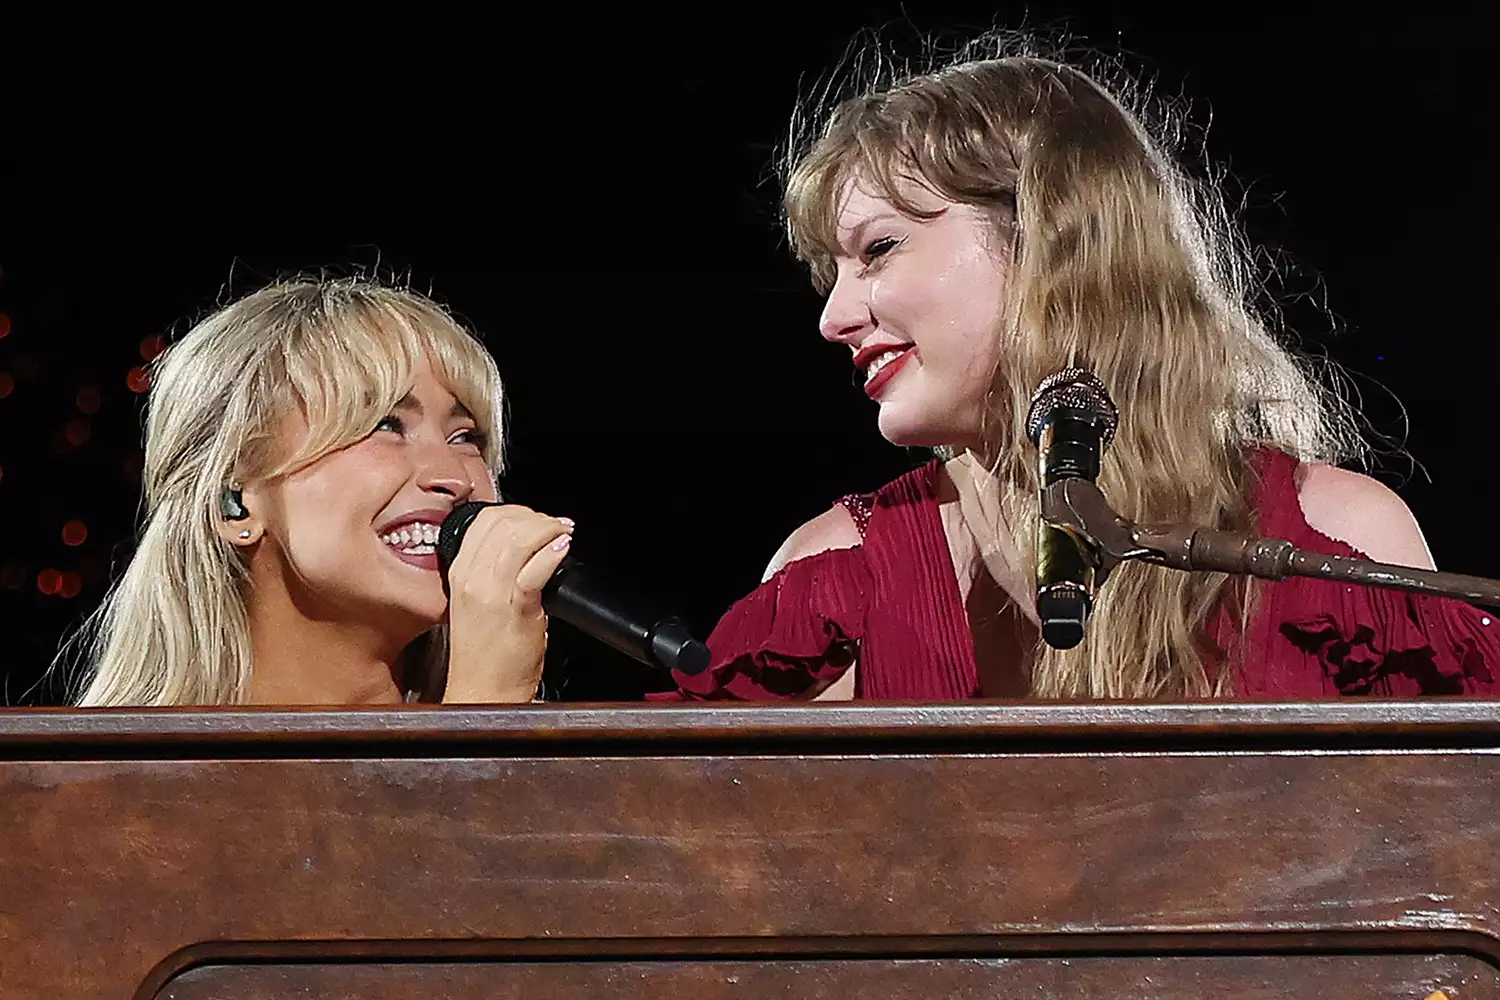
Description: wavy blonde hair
66,276,506,706
785,37,1359,697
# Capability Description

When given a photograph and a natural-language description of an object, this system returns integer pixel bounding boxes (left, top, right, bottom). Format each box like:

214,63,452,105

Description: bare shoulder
762,505,863,582
1295,462,1436,569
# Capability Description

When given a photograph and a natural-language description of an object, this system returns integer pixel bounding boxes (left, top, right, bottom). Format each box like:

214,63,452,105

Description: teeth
380,523,440,552
864,347,908,384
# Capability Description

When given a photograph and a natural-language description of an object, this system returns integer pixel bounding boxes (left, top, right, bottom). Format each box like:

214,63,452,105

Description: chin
407,593,450,626
876,404,968,450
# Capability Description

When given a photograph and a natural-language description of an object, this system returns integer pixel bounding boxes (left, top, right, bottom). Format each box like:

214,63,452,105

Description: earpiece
220,487,249,521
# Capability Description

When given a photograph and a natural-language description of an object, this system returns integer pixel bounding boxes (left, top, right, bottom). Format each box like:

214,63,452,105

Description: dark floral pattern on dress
1282,599,1497,696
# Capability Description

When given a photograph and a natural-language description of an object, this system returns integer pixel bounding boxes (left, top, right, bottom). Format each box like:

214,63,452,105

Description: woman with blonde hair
671,37,1498,701
67,276,573,706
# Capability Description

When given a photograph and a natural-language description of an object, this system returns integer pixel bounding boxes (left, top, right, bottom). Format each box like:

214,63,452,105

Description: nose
415,445,475,501
818,268,874,346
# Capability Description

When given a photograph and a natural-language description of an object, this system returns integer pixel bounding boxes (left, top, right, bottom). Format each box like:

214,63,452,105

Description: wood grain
155,955,1499,1000
1,703,1497,998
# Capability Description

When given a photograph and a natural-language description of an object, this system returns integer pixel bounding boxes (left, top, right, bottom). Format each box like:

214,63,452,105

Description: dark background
0,6,1493,703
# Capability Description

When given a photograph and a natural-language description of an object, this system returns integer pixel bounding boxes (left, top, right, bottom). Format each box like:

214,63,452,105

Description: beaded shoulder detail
836,492,875,540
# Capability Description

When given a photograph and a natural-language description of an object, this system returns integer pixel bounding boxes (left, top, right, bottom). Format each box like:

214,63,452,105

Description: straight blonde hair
66,277,506,706
785,38,1359,697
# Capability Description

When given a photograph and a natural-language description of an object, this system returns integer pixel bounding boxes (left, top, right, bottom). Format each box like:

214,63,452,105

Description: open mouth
862,346,916,398
380,523,442,568
863,346,910,384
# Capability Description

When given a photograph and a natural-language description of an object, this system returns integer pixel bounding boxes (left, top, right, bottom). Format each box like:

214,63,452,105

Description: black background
1,6,1494,703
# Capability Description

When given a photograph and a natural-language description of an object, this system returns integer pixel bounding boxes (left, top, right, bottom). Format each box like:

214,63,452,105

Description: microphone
1025,368,1120,650
436,502,712,676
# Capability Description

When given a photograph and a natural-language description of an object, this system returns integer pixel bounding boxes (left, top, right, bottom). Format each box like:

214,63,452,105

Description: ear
213,485,267,548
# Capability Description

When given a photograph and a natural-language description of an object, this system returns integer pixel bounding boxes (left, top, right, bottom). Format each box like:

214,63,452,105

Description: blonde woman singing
68,277,572,706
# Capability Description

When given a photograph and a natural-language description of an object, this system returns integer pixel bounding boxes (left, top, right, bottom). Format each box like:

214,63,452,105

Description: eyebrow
393,394,475,420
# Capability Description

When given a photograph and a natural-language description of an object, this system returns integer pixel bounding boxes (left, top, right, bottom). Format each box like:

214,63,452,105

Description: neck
937,447,998,502
244,571,419,707
942,447,1040,626
958,438,1001,472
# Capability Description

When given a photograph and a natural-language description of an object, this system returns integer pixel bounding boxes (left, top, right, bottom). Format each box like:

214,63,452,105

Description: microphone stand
1042,478,1500,611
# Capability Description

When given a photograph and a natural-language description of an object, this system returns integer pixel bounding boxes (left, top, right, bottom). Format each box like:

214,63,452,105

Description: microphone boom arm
1042,478,1500,611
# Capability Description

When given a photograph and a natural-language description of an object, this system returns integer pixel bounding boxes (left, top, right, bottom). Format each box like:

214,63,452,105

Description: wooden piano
1,701,1495,998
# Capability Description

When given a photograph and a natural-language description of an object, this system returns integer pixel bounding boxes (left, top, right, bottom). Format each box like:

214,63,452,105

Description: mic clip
1039,477,1145,580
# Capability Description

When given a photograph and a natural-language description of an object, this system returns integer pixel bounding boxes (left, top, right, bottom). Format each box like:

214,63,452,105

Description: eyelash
861,236,903,264
374,415,487,451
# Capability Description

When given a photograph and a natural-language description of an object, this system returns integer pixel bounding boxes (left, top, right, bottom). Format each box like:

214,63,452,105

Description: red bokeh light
0,464,5,484
37,569,62,595
64,419,91,447
0,372,13,399
62,521,88,546
59,572,83,599
0,313,10,339
139,335,166,361
126,366,151,393
76,384,101,414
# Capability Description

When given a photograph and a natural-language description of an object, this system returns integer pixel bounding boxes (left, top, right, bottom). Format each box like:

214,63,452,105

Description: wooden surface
2,702,1499,999
155,955,1497,999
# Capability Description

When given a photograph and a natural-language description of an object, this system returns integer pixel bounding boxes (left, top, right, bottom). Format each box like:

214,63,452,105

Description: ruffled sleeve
1236,447,1500,697
656,546,872,701
1275,580,1499,696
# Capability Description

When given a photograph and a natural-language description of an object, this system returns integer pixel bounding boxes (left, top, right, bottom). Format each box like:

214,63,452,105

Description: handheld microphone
1025,368,1120,650
436,502,712,676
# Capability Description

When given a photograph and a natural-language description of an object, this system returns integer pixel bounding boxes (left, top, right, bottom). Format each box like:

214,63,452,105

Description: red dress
669,449,1498,700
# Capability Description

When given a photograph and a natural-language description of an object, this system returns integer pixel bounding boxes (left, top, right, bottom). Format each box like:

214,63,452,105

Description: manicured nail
551,533,572,552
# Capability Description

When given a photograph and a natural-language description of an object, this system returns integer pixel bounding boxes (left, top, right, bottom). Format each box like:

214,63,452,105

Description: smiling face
818,176,1013,452
242,355,499,639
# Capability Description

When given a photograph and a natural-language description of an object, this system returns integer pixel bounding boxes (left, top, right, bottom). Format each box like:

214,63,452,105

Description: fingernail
551,533,572,551
557,517,575,528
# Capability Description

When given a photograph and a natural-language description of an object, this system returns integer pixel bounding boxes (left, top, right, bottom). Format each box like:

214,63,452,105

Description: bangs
785,134,860,295
240,283,505,481
785,91,973,295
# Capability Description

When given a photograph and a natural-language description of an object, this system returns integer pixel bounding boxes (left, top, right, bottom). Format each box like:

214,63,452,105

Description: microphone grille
436,501,496,572
1025,368,1120,448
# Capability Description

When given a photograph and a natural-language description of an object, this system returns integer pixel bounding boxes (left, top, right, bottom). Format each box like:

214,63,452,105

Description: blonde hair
66,276,506,706
785,36,1360,697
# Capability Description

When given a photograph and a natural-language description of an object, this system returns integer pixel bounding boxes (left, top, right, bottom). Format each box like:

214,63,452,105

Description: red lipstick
861,346,915,399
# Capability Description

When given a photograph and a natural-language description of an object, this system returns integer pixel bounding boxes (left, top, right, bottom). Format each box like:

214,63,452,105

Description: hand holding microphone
438,502,712,684
438,503,574,703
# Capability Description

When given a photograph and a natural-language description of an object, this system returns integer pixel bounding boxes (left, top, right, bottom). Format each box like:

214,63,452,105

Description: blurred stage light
76,385,102,414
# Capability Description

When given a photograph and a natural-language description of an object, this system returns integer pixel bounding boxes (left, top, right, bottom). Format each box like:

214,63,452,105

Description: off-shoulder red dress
668,449,1498,700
